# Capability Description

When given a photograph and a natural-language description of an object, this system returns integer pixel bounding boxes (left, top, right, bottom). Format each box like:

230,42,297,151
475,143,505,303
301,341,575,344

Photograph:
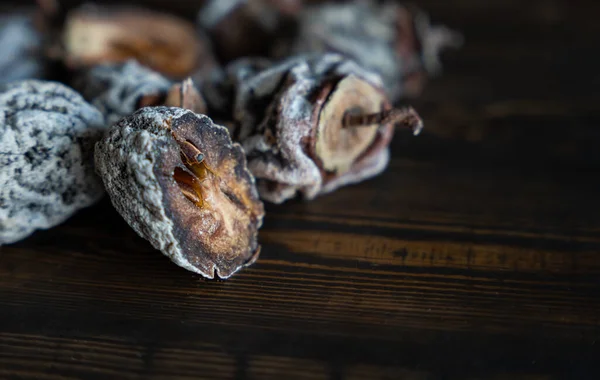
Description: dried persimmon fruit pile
0,0,461,279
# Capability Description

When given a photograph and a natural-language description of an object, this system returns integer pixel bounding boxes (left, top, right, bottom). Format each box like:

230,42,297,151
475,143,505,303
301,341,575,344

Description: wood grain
1,0,600,379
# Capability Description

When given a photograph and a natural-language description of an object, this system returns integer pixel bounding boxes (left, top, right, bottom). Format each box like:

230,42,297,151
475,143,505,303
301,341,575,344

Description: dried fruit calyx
94,107,264,279
61,4,216,79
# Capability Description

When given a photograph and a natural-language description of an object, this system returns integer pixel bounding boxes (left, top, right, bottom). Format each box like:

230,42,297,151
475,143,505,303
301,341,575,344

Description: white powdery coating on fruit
239,53,388,203
94,107,263,279
245,78,321,203
0,80,106,245
94,107,201,274
232,54,342,138
0,13,44,83
76,60,172,126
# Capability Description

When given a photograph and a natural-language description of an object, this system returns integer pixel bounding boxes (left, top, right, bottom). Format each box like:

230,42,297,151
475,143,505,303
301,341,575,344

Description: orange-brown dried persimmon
94,107,264,279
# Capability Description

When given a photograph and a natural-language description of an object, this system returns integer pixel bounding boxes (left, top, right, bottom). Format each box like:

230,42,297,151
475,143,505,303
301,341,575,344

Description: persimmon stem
342,107,424,136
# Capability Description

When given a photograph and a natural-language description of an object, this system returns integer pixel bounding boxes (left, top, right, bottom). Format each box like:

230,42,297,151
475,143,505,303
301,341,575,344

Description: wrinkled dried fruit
0,12,45,83
74,60,172,126
75,60,209,126
198,0,302,62
94,107,264,279
220,53,422,203
62,4,216,79
0,80,106,245
283,1,462,100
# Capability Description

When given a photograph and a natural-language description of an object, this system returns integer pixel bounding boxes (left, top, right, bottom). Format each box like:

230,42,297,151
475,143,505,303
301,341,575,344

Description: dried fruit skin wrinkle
0,80,105,245
94,107,264,279
75,60,172,127
226,54,398,203
62,4,215,79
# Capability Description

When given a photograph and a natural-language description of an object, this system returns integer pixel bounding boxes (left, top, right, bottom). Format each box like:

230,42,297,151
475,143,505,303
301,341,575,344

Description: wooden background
2,0,600,379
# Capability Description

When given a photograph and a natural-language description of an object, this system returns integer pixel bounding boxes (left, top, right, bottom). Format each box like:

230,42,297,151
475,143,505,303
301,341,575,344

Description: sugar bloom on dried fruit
0,80,106,245
75,60,208,127
94,107,264,279
209,53,423,204
74,60,173,127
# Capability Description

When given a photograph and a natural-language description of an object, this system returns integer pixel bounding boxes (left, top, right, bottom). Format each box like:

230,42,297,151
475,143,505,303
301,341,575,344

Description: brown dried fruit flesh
62,4,215,79
314,75,388,175
226,54,422,203
311,71,422,195
94,107,264,279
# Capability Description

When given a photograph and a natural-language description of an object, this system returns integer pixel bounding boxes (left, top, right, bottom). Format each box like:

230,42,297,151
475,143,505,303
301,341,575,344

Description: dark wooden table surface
2,0,600,379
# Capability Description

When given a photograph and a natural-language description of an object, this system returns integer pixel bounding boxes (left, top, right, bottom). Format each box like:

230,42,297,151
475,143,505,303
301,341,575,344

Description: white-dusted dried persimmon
0,80,105,245
94,107,264,279
75,60,208,127
216,54,423,203
75,60,172,126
